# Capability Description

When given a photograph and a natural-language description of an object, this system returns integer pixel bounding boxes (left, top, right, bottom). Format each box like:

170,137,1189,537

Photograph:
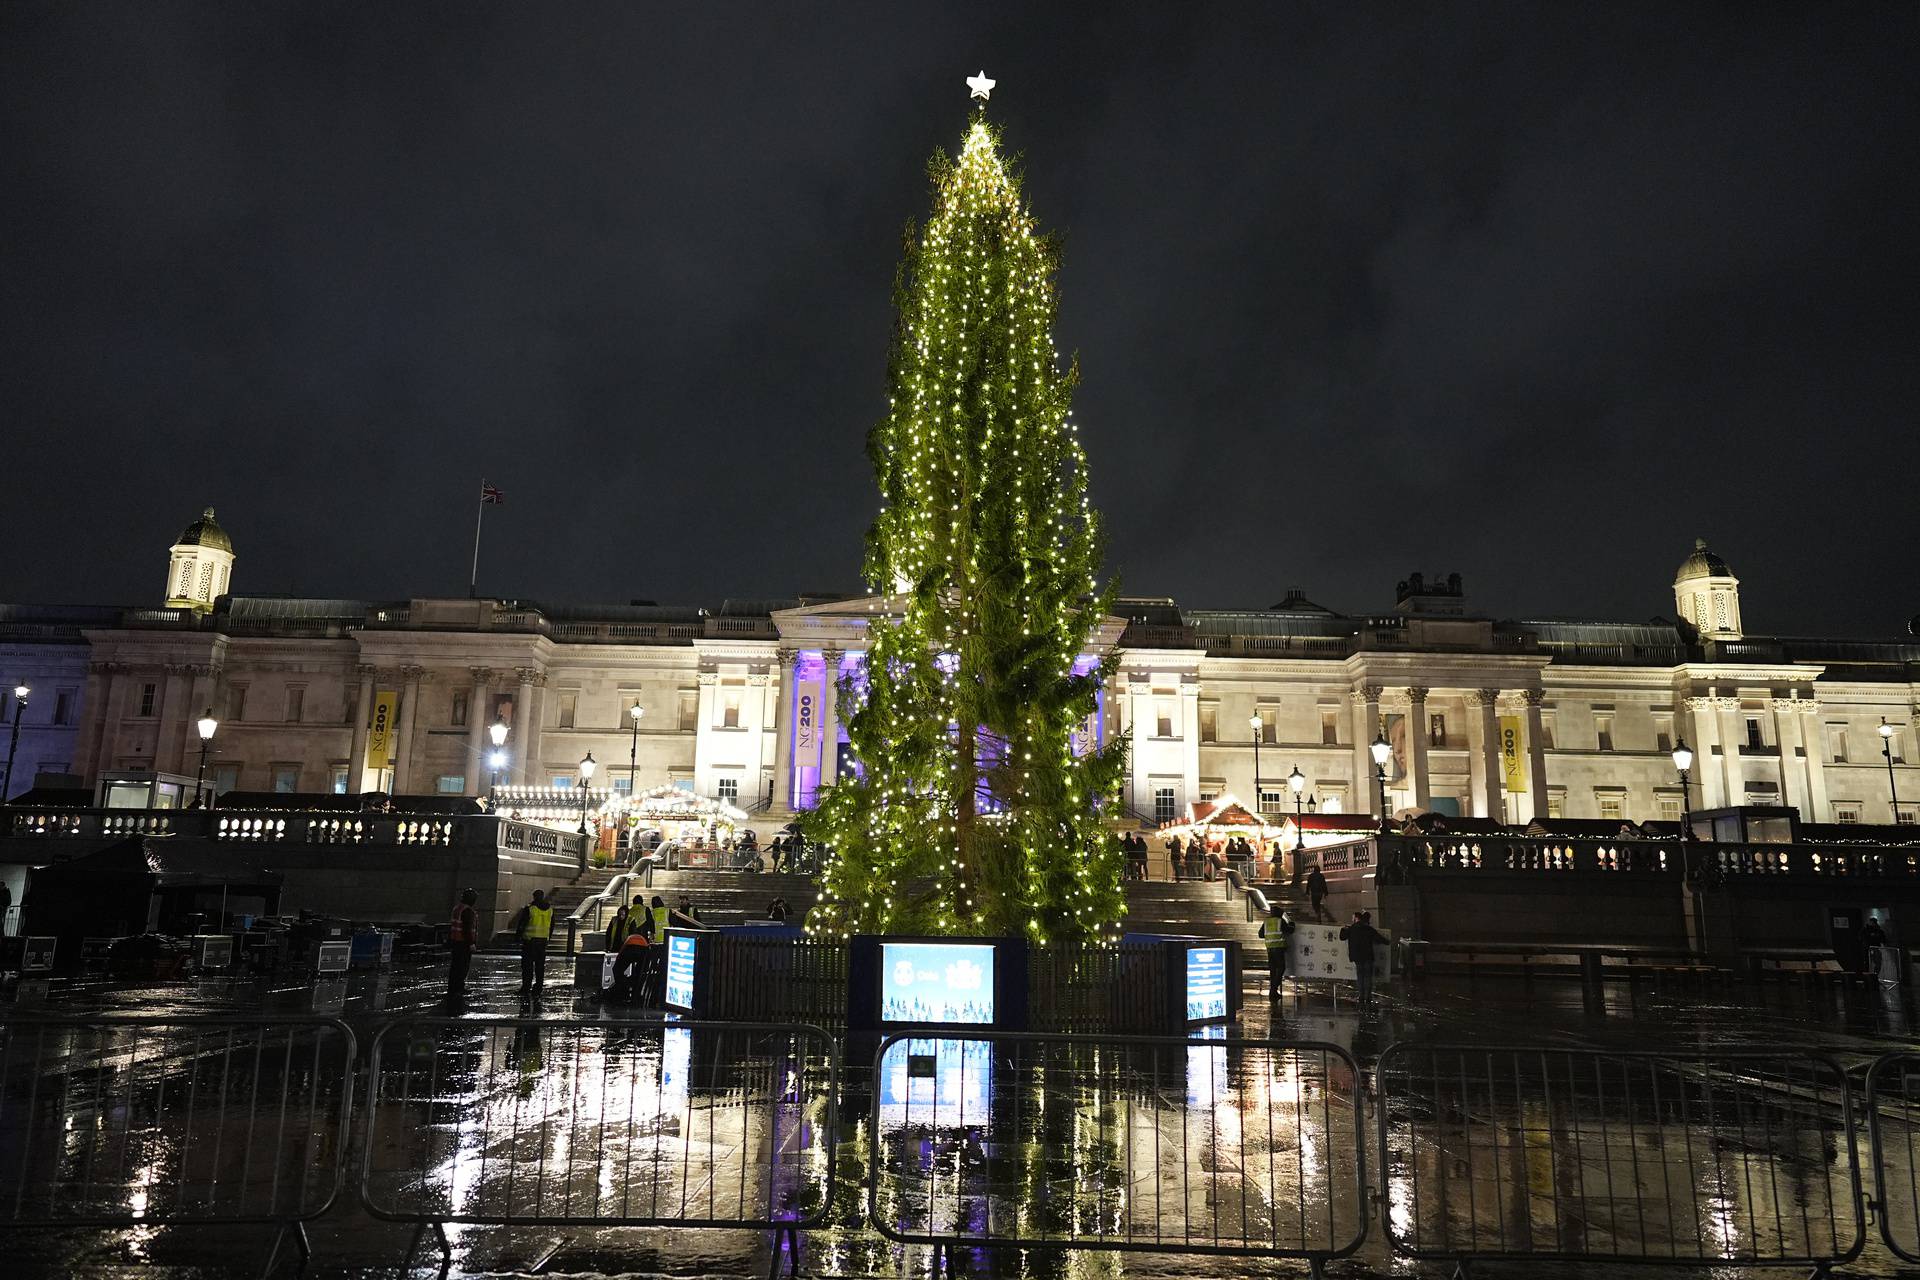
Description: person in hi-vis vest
447,887,479,1000
1260,908,1295,1003
513,889,553,995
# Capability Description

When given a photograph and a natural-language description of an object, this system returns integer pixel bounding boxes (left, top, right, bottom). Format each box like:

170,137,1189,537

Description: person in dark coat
1260,909,1295,1003
1306,864,1328,921
1165,836,1183,882
1861,914,1889,977
446,888,479,999
1338,910,1388,1008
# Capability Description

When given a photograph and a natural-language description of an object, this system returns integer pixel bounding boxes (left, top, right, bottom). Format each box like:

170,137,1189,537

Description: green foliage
802,113,1126,943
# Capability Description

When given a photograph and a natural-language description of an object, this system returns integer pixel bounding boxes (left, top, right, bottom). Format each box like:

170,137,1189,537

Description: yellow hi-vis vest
1262,919,1288,951
525,904,553,940
650,905,670,938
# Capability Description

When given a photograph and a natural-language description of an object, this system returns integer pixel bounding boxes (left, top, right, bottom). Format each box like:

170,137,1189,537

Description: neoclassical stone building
0,509,1914,829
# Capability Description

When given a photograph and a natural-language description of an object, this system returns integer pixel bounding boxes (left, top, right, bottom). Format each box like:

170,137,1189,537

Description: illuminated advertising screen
1185,944,1229,1023
877,1037,994,1128
880,941,996,1025
663,932,698,1012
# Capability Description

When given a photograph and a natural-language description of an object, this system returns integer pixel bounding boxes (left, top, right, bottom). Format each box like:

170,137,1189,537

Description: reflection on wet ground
3,955,1919,1277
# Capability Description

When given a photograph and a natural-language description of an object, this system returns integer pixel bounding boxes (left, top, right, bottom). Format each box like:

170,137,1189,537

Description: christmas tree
803,86,1127,944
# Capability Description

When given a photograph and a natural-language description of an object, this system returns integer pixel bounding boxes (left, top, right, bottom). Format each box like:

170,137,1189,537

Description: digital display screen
880,941,996,1025
1185,944,1228,1023
877,1037,993,1127
664,932,698,1011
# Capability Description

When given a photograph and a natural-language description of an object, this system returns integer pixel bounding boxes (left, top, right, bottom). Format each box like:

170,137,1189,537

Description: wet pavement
3,952,1918,1277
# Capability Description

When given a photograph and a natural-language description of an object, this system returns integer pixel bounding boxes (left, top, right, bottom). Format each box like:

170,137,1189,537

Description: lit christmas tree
803,78,1127,944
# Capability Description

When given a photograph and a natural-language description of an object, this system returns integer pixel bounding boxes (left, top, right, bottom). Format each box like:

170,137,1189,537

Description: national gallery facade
1,508,1914,832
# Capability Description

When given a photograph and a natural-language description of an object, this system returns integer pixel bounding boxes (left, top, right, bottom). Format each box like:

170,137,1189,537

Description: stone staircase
643,868,819,927
1124,879,1289,968
487,866,621,948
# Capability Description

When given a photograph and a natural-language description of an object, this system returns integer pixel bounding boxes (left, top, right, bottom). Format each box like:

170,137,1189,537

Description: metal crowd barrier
1378,1043,1864,1274
867,1030,1367,1278
0,1015,356,1271
1865,1051,1920,1264
359,1016,838,1275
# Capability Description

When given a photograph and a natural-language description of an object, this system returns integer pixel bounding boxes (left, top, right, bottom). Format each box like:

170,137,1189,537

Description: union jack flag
480,482,505,505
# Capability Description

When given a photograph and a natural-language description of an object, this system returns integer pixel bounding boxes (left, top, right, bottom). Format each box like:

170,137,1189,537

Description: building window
1745,717,1764,750
557,692,577,729
1154,700,1174,739
212,764,240,795
1259,712,1276,745
54,690,74,725
551,775,573,789
1259,788,1283,815
1828,724,1848,763
1890,726,1907,764
716,776,739,804
138,683,156,717
678,692,698,732
1319,786,1346,814
1546,788,1566,819
1595,714,1613,752
1714,595,1729,631
1834,804,1861,824
1320,710,1339,746
1596,792,1624,821
1899,809,1917,826
176,563,193,597
1540,713,1556,750
286,686,305,724
330,764,349,795
1429,713,1446,747
436,775,466,794
1658,795,1683,822
1198,790,1218,804
721,689,742,729
451,692,468,727
198,563,214,600
1153,787,1177,824
613,776,632,795
271,764,301,793
226,685,247,723
1655,716,1673,754
1198,704,1216,743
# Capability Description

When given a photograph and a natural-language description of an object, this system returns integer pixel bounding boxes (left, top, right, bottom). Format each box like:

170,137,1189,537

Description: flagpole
470,492,485,598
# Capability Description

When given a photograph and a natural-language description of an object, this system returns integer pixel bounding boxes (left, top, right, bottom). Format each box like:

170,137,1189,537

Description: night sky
4,4,1915,634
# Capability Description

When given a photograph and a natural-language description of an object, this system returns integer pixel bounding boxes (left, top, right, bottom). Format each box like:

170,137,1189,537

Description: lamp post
577,750,597,836
1370,730,1392,831
1882,719,1903,822
1287,764,1306,887
1249,713,1263,817
194,708,218,809
2,684,28,805
1671,738,1694,840
628,701,645,796
488,718,509,803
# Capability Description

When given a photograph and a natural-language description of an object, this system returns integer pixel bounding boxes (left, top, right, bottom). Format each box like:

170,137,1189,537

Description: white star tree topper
966,70,995,101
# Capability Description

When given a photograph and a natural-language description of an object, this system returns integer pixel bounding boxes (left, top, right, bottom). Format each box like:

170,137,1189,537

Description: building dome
175,507,234,554
1674,537,1733,583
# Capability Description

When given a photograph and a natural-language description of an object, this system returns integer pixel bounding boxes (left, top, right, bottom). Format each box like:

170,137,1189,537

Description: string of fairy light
804,84,1127,946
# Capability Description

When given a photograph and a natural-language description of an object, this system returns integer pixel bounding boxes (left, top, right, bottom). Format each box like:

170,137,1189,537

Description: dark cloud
3,3,1914,633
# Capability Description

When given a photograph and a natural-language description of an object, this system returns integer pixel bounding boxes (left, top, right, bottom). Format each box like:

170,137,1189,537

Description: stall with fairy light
615,784,751,867
1155,794,1289,879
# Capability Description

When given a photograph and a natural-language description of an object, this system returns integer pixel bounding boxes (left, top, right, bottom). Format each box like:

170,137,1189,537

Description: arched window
216,563,228,595
176,562,194,596
1714,594,1729,631
198,562,215,600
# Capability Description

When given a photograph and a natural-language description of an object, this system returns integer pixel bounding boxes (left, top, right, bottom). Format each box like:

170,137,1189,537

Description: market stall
1156,794,1288,880
616,785,752,868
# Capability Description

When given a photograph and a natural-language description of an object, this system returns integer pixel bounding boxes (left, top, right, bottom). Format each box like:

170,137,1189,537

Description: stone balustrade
2,806,581,859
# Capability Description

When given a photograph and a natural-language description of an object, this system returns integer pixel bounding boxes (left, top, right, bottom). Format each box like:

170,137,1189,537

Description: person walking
1862,913,1889,978
1339,910,1387,1009
446,887,479,999
1306,863,1328,921
1260,908,1295,1003
512,889,553,995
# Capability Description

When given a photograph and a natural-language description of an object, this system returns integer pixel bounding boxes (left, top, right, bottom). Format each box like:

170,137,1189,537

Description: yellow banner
366,690,400,771
1499,716,1527,793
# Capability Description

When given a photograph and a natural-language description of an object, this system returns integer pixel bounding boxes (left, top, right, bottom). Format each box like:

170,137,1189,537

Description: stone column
392,665,424,794
1126,675,1150,815
348,665,375,792
819,648,841,784
1405,687,1432,809
746,669,772,805
155,664,191,774
71,661,116,784
1771,697,1806,814
1466,689,1500,818
1716,697,1745,808
1179,677,1200,807
464,667,493,796
770,647,797,810
514,668,541,785
1685,695,1724,810
1523,689,1550,820
1351,684,1381,816
1799,701,1833,821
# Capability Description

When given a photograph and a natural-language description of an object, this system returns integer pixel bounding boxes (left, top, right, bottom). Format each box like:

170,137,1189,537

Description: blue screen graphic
880,942,996,1025
664,933,697,1010
1185,944,1228,1022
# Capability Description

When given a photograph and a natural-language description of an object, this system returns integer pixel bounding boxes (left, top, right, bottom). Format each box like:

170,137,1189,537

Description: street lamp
1370,730,1393,830
488,718,509,801
1882,719,1903,822
195,708,218,809
577,750,597,836
2,684,28,805
1671,738,1694,840
1287,764,1307,887
1249,713,1263,818
628,701,645,796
